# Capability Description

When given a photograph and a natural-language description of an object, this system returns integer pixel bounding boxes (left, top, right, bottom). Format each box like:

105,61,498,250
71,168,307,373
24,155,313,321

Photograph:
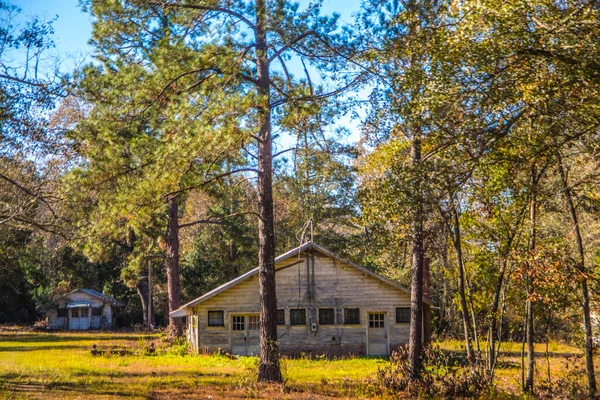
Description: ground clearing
0,328,595,399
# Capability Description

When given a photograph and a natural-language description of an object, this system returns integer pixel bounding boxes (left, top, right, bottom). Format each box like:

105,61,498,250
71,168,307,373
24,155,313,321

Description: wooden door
367,312,388,356
69,308,90,330
230,315,247,355
68,308,78,330
246,315,260,356
230,315,260,356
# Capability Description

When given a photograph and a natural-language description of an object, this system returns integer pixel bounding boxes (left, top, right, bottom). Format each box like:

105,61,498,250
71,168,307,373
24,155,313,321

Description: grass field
0,328,595,399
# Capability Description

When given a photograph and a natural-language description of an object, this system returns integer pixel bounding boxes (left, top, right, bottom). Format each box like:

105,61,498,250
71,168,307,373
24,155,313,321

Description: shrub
368,346,491,398
537,355,594,399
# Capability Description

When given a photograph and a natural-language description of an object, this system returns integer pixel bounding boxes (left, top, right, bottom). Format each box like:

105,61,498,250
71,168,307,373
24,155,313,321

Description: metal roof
171,242,433,317
61,289,124,307
67,301,91,308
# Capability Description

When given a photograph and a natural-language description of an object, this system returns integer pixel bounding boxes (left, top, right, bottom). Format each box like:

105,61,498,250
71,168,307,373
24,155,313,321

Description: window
319,308,335,325
290,308,306,325
232,315,245,331
248,315,259,330
208,310,224,326
344,308,360,325
396,307,411,324
369,313,385,328
79,308,88,317
277,309,285,326
57,308,67,318
92,307,102,317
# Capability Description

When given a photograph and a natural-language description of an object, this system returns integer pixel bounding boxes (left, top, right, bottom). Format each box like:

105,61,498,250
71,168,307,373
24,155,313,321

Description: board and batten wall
185,251,430,357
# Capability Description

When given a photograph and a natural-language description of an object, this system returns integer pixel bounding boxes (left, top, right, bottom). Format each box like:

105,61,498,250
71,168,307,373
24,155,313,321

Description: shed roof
61,289,124,307
171,242,433,317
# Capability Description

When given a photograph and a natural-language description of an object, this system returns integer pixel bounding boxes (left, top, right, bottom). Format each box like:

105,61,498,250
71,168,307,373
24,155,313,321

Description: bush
368,346,491,398
537,355,594,399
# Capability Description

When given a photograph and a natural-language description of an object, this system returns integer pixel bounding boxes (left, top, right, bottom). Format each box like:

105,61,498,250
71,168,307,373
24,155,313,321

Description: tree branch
178,211,254,229
268,31,316,63
147,1,256,30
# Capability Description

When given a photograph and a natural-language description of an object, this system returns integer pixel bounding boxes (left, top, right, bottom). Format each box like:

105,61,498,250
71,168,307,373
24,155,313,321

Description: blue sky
12,0,362,62
10,0,365,145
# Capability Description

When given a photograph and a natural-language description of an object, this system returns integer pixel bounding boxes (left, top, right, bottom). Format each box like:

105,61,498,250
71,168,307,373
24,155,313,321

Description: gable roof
172,242,433,317
61,288,124,307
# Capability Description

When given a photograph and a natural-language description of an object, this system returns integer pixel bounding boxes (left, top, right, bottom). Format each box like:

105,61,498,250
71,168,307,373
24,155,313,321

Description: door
246,315,260,355
69,308,90,330
368,312,388,356
231,315,247,355
230,315,260,356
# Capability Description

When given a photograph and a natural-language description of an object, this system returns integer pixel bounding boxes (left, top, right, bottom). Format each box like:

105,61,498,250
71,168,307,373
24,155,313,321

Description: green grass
434,339,582,354
0,330,386,399
0,329,595,399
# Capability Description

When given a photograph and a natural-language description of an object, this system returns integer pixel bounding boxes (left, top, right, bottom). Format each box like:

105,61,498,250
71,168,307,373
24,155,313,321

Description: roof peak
171,242,433,317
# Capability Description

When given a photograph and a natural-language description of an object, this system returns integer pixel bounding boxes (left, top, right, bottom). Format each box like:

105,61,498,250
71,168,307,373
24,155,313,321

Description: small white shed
47,289,123,330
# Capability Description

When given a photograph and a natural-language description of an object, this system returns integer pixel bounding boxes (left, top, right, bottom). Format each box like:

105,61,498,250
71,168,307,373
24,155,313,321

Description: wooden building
47,289,122,330
171,242,433,357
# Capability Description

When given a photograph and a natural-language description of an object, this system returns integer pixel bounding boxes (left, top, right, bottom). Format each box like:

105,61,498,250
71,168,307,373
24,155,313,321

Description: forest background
2,0,600,396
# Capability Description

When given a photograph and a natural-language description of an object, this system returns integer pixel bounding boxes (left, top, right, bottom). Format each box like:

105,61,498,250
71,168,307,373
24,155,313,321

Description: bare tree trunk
255,0,282,383
489,205,526,374
556,149,597,395
166,195,182,336
136,276,153,328
524,166,537,394
451,209,475,363
409,136,424,380
488,259,507,372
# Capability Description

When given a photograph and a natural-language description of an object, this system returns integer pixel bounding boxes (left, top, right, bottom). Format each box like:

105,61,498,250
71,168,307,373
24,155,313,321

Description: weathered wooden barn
171,242,433,357
47,289,122,330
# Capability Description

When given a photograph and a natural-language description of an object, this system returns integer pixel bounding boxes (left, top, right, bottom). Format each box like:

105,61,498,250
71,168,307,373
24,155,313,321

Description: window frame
368,312,385,328
92,307,102,317
247,315,259,330
208,310,225,327
318,308,335,325
344,308,361,325
232,315,245,331
289,308,307,326
395,307,411,324
276,309,285,326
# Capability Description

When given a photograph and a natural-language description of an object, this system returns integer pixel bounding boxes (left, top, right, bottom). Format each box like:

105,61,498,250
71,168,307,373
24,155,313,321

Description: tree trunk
488,258,507,372
556,149,597,396
166,195,182,336
136,275,153,328
524,166,537,393
408,136,424,380
451,208,475,364
255,0,282,383
488,204,525,374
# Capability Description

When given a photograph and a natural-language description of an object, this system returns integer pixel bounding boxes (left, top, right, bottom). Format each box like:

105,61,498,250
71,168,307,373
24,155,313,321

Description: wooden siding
188,251,415,355
48,292,114,330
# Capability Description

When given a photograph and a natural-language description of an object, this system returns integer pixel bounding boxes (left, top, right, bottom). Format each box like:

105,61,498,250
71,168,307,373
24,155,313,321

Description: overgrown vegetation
1,0,600,395
1,330,598,399
369,347,492,398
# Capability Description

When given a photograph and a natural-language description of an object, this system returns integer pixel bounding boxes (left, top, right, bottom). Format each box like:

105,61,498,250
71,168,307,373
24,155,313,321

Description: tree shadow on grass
2,370,234,399
2,381,143,398
0,344,86,352
0,333,146,343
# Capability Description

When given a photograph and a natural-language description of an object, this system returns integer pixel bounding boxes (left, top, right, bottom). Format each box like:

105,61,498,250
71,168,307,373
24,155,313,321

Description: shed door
230,315,260,356
246,315,260,356
69,308,90,330
231,315,247,355
367,312,388,356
